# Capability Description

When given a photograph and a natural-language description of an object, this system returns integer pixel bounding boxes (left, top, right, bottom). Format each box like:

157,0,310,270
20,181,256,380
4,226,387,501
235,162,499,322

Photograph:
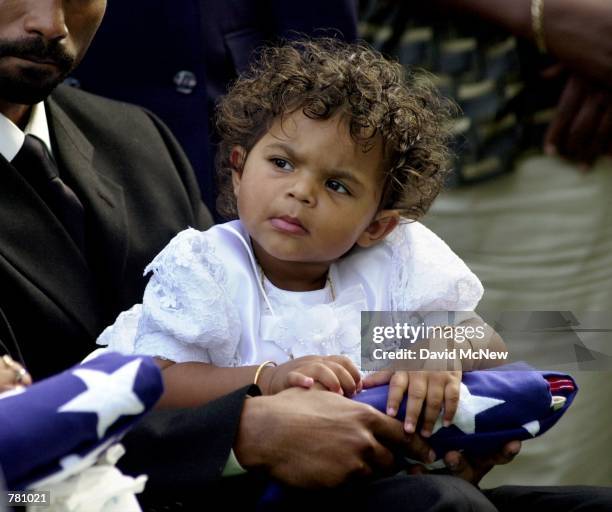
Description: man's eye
272,158,293,171
326,179,349,195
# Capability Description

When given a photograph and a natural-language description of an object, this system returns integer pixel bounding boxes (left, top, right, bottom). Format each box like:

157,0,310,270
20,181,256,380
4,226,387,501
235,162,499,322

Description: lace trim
138,228,242,367
386,222,483,312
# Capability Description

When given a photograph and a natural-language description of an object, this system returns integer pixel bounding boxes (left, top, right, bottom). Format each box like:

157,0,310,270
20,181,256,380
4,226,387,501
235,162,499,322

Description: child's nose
287,177,317,206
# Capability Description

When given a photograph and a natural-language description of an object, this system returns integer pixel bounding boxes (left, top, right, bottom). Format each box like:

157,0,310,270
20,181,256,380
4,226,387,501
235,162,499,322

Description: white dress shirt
0,102,53,162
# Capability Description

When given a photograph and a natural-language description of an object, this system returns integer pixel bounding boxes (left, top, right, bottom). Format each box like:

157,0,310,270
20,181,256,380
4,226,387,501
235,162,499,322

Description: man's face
0,0,106,105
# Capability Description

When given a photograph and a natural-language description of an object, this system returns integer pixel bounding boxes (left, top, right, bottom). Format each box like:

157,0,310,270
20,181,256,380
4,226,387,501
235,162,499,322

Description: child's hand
364,370,461,437
262,355,362,396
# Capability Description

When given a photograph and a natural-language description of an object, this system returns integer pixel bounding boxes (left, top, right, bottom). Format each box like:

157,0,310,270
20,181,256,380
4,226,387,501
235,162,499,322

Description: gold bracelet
253,360,277,387
531,0,547,53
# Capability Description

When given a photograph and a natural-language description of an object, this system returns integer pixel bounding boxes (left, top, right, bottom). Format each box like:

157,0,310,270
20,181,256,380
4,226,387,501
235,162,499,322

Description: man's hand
408,440,522,486
443,440,522,485
544,74,612,168
234,387,436,488
544,0,612,88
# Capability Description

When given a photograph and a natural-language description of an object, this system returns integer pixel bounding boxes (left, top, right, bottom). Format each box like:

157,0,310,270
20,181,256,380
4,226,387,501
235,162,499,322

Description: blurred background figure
359,0,612,487
71,0,358,218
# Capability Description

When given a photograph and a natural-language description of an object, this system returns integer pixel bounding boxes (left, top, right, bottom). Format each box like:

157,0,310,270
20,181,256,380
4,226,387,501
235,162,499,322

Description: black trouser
140,474,612,512
262,476,612,512
484,485,612,512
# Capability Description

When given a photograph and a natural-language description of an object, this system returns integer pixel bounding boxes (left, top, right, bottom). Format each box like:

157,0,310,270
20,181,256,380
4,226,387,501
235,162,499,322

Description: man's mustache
0,37,74,71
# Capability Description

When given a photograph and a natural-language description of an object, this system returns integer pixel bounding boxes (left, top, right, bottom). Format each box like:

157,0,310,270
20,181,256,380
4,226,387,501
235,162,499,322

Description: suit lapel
0,96,129,341
46,96,129,321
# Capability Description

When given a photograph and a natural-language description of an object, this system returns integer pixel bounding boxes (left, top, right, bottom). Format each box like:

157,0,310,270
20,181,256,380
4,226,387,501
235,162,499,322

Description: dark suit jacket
0,85,255,499
0,84,211,379
72,0,358,214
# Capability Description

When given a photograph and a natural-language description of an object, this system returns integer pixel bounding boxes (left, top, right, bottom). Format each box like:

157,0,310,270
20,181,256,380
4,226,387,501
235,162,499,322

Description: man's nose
23,0,68,41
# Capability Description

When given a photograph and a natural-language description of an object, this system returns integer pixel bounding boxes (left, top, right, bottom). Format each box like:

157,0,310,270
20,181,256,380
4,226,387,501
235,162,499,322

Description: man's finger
368,408,435,465
443,440,522,485
495,440,522,465
564,91,605,164
544,76,584,156
365,437,398,476
443,450,481,484
586,101,612,165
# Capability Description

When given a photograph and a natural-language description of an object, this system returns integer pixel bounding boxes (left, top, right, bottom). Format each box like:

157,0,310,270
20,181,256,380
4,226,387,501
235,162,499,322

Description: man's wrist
233,396,269,470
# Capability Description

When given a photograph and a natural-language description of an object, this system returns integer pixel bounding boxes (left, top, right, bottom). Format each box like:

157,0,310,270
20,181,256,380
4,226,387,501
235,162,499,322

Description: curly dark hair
215,37,453,220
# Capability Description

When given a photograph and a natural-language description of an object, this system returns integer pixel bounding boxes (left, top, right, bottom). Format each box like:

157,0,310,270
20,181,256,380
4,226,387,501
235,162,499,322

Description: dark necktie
11,134,85,250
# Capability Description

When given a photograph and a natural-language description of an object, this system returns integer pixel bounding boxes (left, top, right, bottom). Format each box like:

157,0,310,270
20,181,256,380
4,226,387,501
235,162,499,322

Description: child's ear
356,210,400,248
230,146,246,197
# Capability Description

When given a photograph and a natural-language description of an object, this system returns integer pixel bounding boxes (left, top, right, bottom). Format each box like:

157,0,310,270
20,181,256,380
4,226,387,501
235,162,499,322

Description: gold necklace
257,264,336,302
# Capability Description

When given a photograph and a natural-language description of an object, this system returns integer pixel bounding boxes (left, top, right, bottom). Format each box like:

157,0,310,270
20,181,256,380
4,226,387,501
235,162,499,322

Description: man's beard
0,36,75,104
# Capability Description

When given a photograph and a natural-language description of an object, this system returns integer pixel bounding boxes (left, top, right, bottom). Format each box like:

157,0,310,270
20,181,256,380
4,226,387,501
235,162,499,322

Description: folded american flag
354,362,577,459
259,363,577,507
0,352,163,490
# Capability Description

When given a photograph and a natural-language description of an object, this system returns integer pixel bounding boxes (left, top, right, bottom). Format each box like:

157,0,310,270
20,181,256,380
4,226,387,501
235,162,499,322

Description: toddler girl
99,38,497,438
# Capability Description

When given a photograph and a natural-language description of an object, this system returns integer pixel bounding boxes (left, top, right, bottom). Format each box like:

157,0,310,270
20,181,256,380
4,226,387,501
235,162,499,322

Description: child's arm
154,354,362,409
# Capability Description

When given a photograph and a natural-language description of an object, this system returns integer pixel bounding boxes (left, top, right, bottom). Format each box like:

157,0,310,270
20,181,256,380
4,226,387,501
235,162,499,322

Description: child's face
232,111,398,266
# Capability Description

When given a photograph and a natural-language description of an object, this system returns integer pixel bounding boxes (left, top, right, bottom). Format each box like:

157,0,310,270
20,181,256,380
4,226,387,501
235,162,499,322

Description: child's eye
272,158,294,171
326,179,350,195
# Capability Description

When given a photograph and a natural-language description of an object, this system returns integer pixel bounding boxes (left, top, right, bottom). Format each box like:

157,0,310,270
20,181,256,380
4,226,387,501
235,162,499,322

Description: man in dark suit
71,0,358,215
3,2,610,511
1,83,211,379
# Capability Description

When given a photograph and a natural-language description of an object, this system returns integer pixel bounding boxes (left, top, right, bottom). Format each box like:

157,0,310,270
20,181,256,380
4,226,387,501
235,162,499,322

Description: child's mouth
269,216,308,235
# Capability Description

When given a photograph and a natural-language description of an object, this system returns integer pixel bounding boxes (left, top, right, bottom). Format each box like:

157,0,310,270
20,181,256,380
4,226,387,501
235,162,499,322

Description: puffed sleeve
387,221,484,312
99,228,242,366
134,228,242,366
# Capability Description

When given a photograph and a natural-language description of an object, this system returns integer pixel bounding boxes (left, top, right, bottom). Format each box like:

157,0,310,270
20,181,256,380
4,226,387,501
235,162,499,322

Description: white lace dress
97,220,483,367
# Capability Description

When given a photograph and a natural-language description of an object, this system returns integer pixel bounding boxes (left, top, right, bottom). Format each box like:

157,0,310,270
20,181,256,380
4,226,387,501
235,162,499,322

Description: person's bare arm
155,360,264,408
430,0,612,88
154,354,362,408
426,0,532,38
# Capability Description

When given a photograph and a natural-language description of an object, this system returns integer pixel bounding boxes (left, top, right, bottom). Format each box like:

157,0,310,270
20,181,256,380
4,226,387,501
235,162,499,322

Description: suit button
173,70,197,94
63,77,81,88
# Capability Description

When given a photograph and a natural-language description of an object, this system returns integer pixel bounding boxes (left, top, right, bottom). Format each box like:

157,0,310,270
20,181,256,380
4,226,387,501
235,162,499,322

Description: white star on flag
58,359,145,438
433,382,505,435
522,420,541,437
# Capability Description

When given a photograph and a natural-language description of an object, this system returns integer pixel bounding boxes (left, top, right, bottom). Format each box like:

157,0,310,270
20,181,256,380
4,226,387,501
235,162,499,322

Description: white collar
0,102,53,162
